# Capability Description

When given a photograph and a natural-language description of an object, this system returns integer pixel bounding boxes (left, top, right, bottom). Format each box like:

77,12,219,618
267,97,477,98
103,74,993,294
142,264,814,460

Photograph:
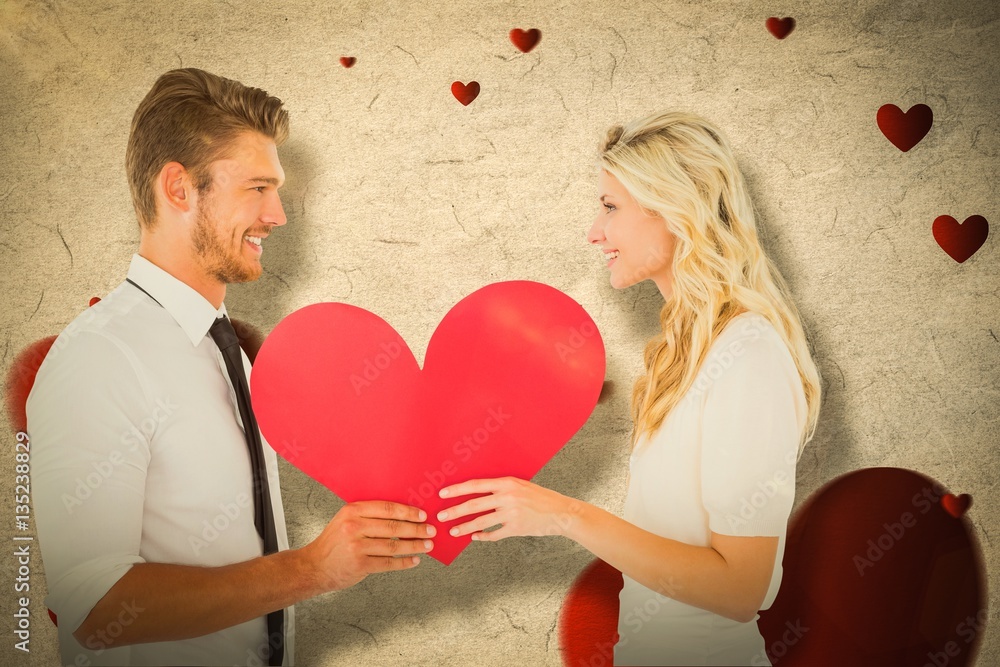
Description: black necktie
209,315,284,666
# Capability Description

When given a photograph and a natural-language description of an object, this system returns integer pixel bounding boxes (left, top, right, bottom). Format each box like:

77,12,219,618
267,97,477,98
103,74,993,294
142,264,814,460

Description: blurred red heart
877,103,933,152
766,17,795,39
941,493,973,518
339,56,356,68
250,281,605,565
451,80,480,106
932,215,989,263
510,28,541,53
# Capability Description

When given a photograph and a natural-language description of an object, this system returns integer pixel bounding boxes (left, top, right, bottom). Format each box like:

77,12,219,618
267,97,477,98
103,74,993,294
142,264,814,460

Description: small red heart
89,296,101,306
251,282,605,565
339,56,356,68
766,17,795,39
451,80,480,106
510,28,541,53
941,493,973,518
932,215,989,263
877,103,933,152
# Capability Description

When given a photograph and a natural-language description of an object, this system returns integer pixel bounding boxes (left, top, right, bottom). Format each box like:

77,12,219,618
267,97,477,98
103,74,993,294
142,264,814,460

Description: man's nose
264,193,287,227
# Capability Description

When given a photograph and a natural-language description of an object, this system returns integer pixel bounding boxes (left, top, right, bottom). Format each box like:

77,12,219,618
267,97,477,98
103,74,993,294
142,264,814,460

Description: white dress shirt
27,253,295,666
614,311,807,666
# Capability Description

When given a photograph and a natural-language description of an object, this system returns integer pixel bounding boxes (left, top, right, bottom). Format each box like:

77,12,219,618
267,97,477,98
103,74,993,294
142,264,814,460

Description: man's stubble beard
190,188,261,284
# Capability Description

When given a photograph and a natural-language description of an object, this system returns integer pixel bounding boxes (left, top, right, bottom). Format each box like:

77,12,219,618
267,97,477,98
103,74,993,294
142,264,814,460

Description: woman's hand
436,477,582,541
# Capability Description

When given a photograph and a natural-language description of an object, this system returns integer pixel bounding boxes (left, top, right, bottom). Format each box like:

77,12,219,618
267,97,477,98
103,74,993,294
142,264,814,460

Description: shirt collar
126,253,229,347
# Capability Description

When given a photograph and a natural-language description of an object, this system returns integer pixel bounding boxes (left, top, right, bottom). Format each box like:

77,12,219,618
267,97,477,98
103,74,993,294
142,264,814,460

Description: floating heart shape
451,80,480,106
932,215,989,263
766,17,795,39
250,281,605,564
877,103,933,152
941,493,973,518
339,56,356,68
510,27,541,53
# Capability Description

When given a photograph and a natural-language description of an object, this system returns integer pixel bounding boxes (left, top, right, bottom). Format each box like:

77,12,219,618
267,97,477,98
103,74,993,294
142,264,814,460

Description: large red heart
932,215,989,263
877,103,933,152
250,281,605,564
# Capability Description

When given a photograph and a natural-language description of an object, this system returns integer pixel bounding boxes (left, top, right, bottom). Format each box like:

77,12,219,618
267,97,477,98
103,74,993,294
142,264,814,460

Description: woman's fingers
448,512,505,537
439,476,519,499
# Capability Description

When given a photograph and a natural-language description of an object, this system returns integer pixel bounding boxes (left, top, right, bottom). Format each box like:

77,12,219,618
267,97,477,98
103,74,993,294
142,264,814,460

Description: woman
438,111,822,666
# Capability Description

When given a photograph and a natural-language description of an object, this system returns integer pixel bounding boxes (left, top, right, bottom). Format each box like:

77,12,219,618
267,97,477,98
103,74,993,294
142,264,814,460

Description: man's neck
137,236,226,310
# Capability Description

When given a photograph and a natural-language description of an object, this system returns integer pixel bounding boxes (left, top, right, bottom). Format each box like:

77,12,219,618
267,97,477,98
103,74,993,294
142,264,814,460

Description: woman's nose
586,215,604,244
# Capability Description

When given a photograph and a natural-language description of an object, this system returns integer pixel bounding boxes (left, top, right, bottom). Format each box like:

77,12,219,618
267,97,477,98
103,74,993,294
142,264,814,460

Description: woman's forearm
560,500,772,622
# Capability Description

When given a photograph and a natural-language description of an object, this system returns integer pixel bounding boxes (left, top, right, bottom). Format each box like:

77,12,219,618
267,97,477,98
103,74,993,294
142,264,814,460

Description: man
26,68,435,666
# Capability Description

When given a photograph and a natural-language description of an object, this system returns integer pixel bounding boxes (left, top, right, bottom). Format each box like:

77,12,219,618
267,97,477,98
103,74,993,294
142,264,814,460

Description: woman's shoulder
713,311,786,354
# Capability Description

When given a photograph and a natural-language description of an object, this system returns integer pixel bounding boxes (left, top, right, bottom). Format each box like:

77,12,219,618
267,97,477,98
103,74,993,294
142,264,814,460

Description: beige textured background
2,0,998,665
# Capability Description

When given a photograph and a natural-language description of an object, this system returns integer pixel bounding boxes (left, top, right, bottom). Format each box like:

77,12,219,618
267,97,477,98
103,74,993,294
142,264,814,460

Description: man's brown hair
125,68,289,229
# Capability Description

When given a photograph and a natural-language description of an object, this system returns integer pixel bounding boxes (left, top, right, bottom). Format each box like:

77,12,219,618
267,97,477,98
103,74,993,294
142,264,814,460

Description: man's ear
156,161,195,215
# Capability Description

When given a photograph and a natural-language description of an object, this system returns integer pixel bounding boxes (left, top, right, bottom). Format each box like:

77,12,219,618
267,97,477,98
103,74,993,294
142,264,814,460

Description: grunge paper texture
1,0,997,665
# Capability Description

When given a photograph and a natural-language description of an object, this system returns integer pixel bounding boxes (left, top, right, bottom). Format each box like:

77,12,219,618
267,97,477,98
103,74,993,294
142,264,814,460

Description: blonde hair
126,68,290,230
598,111,821,459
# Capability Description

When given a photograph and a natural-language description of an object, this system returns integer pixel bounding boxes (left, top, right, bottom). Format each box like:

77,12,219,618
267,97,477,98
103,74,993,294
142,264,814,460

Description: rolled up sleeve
27,329,152,637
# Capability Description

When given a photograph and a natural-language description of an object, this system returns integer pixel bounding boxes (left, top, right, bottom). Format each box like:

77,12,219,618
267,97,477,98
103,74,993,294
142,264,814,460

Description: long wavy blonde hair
598,111,822,459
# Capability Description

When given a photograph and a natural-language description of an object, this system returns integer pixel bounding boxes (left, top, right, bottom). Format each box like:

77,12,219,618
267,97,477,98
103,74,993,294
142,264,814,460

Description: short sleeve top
621,311,807,610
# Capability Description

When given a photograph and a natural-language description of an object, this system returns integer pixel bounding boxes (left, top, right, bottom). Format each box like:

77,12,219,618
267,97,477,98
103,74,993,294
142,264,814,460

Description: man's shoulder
33,283,154,375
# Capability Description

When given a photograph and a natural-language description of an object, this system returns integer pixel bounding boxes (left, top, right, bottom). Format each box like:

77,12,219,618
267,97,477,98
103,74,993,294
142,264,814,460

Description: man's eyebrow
242,177,283,186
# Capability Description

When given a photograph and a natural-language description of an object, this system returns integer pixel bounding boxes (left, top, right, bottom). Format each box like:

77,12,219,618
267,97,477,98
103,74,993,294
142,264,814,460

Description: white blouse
615,311,807,666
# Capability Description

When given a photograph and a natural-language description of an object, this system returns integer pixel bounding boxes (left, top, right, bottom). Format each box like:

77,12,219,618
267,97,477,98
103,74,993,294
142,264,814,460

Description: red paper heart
877,103,933,152
451,80,480,106
932,215,989,263
941,493,973,518
510,28,541,53
250,281,605,564
766,17,795,39
339,56,356,68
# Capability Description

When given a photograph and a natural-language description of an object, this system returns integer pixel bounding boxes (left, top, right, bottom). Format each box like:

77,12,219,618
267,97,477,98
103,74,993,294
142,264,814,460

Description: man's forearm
72,546,320,649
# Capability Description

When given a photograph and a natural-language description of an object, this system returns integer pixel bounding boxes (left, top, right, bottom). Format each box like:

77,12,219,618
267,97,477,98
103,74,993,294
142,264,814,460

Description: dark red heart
510,28,541,53
877,103,933,152
250,281,605,565
339,56,356,68
766,17,795,39
932,215,989,263
941,493,973,518
451,80,480,106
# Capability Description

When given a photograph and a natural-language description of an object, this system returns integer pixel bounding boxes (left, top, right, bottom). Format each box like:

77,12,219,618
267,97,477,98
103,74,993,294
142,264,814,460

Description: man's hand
301,500,436,593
